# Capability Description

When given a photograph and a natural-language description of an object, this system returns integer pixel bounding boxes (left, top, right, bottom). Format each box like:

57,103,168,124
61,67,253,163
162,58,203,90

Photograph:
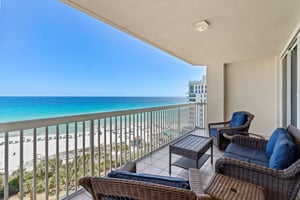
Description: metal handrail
0,102,206,200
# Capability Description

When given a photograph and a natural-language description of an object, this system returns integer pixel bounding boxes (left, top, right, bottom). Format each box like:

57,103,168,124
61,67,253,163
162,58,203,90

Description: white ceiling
61,0,300,66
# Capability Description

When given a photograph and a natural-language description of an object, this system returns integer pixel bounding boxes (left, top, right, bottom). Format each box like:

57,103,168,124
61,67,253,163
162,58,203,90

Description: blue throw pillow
229,112,247,127
265,128,287,158
269,133,298,170
108,170,190,190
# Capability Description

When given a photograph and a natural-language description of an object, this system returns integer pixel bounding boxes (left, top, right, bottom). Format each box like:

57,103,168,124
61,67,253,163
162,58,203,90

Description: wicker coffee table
205,173,265,200
169,134,213,175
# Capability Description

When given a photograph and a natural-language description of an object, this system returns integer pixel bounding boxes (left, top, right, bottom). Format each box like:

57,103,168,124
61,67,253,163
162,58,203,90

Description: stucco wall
224,58,277,137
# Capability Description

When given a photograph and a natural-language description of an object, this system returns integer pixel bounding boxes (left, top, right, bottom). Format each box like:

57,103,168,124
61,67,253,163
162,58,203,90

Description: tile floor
136,129,222,188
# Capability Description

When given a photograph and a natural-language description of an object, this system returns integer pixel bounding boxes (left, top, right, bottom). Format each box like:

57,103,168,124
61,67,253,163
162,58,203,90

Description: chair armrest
231,135,267,150
189,168,204,194
215,157,300,200
189,168,212,200
119,161,136,173
215,157,300,179
196,194,213,200
79,177,97,200
216,125,249,133
208,121,230,128
246,132,265,140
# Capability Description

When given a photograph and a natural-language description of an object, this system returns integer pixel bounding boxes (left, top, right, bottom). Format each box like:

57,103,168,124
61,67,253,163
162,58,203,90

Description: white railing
0,103,206,200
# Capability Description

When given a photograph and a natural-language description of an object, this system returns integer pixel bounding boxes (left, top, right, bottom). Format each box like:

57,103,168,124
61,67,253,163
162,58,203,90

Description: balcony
0,103,208,200
1,1,299,199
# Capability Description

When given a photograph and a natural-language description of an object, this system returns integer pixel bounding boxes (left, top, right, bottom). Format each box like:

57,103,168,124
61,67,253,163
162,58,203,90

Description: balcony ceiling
61,0,300,66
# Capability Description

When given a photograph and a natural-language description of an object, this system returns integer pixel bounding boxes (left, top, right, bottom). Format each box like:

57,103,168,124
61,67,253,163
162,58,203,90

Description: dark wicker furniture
79,162,212,200
215,125,300,200
204,173,265,200
208,111,254,150
169,134,213,175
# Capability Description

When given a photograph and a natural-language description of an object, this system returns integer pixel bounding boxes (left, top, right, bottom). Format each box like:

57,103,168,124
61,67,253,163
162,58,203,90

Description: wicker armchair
208,111,254,150
79,162,212,200
215,125,300,200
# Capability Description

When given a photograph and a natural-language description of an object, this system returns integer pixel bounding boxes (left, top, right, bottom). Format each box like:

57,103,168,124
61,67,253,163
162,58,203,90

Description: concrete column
206,62,225,127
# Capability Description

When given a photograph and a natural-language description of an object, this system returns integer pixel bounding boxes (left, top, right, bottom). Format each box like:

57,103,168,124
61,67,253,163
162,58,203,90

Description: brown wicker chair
208,111,254,150
79,162,212,200
215,125,300,200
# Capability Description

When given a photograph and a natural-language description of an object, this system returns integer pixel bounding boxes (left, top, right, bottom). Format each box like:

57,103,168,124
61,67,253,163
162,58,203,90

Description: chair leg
219,136,230,150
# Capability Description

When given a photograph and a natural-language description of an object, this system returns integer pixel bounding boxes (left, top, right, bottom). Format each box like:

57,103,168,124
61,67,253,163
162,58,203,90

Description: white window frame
282,32,300,127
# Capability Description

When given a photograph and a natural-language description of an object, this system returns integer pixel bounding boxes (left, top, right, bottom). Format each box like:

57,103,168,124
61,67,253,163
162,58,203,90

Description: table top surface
205,174,265,200
170,134,212,152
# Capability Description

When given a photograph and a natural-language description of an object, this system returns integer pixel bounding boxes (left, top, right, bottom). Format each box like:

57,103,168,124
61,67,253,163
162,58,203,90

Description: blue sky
0,0,205,97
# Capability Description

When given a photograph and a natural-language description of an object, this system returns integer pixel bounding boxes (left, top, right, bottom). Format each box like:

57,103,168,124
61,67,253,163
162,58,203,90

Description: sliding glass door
291,46,298,126
282,34,300,127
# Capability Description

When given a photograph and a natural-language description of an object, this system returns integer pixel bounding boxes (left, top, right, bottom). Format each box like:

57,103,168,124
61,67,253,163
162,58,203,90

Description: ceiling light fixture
193,20,209,32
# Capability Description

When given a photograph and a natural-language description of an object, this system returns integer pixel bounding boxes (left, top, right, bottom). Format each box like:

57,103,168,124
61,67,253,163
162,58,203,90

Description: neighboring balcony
0,103,206,200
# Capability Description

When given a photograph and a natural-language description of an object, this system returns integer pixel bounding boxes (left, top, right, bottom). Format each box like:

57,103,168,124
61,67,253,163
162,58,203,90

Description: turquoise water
0,97,186,123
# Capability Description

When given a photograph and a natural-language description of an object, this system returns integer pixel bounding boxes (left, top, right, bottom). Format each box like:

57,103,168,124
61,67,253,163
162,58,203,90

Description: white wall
224,58,277,137
206,62,225,127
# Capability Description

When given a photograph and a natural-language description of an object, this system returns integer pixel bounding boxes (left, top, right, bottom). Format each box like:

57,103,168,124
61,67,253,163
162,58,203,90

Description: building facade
188,76,207,128
188,76,207,103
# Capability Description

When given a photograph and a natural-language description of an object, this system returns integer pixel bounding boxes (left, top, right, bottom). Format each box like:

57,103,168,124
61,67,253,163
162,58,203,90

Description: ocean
0,96,187,123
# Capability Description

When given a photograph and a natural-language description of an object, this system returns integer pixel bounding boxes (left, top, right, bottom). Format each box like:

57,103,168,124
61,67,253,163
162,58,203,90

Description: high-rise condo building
188,76,207,103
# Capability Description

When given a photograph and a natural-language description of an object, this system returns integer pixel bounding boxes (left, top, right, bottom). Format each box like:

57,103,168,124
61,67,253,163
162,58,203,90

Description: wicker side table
169,135,213,175
205,173,265,200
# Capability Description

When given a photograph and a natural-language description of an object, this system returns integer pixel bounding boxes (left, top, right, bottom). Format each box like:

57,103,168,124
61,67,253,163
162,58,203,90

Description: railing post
110,117,112,171
129,115,131,160
150,111,153,153
120,116,123,166
56,125,59,200
194,104,197,128
33,128,37,200
90,120,94,176
178,108,181,135
140,113,142,157
204,103,207,128
133,114,136,159
115,117,117,169
66,124,69,196
45,128,48,200
4,132,8,200
74,122,78,190
124,115,127,162
97,119,101,177
20,130,24,200
82,122,86,176
104,118,107,175
143,112,146,154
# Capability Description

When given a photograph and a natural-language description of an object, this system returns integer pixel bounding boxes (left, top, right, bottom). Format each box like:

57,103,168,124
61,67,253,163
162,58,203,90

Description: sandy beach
0,130,142,174
0,125,166,175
